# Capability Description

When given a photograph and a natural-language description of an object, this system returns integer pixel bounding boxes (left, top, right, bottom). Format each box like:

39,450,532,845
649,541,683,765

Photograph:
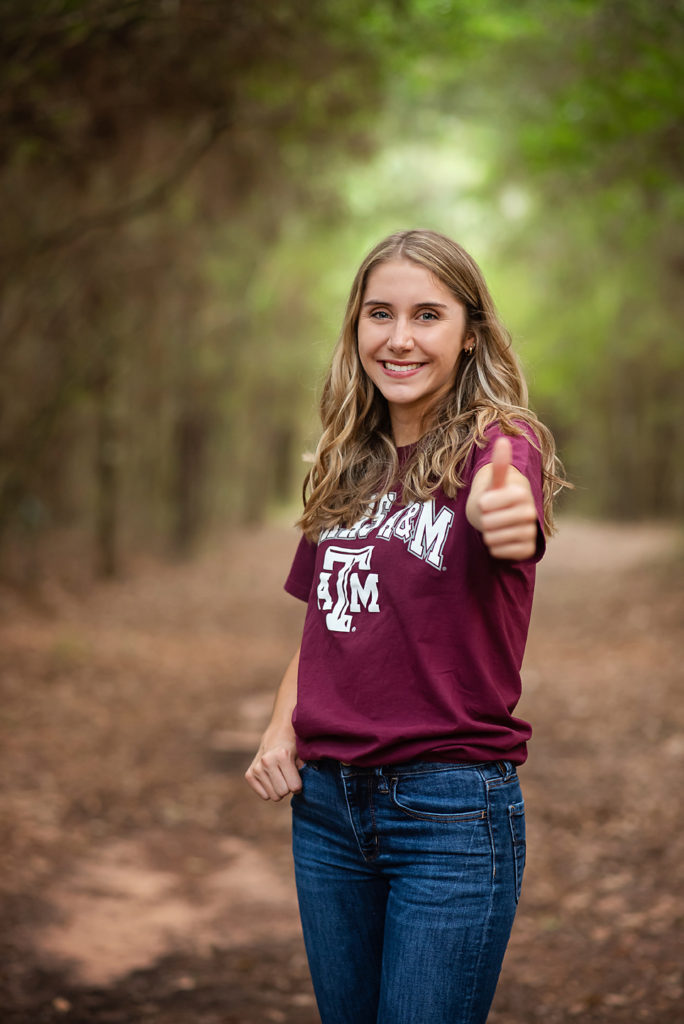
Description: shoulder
469,417,541,481
482,417,541,448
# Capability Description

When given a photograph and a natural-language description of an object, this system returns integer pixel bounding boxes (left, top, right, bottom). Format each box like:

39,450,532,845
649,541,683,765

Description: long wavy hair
298,229,567,540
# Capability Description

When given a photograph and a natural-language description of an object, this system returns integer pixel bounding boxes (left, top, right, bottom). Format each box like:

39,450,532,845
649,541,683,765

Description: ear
462,332,476,354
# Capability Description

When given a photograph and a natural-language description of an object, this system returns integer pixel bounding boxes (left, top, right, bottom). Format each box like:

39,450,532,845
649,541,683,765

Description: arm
465,436,539,561
244,646,303,802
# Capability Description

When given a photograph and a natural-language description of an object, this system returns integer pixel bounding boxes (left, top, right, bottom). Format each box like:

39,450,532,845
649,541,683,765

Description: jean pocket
508,800,526,902
390,770,488,823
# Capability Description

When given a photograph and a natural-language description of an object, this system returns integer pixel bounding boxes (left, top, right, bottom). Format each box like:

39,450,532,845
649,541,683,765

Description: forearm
245,646,302,801
263,647,300,739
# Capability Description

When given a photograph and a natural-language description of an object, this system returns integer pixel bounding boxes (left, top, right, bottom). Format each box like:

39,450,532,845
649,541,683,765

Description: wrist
262,718,296,745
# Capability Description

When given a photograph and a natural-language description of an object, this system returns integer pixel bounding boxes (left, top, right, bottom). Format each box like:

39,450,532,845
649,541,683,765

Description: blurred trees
0,0,399,576
0,0,681,583
478,0,684,518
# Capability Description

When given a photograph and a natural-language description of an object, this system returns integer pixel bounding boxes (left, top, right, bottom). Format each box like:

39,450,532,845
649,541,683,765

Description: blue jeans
291,759,525,1024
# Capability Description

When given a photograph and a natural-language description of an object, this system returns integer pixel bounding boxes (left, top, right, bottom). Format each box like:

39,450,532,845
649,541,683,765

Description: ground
0,518,683,1023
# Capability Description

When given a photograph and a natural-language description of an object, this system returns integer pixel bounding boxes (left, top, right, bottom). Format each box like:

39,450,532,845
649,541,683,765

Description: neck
390,409,424,447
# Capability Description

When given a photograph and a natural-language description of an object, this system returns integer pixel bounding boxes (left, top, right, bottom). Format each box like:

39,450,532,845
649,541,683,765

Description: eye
370,309,391,320
417,310,438,321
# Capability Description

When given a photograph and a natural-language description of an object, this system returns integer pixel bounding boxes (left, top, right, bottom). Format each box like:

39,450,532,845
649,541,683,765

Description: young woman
245,229,566,1024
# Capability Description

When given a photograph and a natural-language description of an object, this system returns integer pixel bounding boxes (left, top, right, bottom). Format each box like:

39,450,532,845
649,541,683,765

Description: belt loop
496,760,508,778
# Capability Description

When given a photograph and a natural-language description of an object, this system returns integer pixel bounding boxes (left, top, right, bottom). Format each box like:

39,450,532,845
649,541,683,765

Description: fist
245,732,303,802
477,437,538,560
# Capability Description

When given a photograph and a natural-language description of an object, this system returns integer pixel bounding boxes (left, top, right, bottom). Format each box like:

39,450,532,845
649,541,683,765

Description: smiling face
357,258,473,445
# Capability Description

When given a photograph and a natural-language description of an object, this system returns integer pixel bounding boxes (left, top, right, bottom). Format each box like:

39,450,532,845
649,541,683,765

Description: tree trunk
93,340,121,578
172,408,207,555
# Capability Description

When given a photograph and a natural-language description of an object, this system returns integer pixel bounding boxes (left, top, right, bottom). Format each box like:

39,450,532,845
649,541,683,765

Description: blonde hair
298,229,568,540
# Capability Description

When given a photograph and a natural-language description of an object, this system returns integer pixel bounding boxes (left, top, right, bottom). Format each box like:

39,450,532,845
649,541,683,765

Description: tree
0,0,413,574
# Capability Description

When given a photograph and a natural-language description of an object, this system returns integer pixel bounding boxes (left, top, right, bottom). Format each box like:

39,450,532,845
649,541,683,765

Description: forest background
1,4,684,1021
2,0,682,583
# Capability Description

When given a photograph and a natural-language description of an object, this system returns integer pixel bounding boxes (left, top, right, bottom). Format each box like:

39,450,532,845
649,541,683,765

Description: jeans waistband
308,758,516,783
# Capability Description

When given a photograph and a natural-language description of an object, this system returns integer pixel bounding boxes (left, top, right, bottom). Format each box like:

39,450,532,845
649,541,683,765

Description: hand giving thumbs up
465,436,539,560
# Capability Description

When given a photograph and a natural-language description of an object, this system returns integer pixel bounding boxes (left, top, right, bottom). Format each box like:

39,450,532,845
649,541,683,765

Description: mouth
382,361,424,375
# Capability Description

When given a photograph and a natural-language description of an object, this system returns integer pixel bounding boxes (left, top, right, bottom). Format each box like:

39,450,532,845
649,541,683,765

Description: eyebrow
362,300,449,309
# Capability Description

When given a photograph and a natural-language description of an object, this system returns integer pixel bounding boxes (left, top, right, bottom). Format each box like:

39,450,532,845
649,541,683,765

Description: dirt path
0,519,682,1022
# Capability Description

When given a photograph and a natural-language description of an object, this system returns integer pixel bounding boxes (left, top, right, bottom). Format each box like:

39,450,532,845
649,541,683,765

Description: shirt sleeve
284,533,318,601
470,422,547,563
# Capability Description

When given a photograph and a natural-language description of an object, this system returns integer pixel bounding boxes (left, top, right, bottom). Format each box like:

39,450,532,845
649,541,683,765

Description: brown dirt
0,518,683,1023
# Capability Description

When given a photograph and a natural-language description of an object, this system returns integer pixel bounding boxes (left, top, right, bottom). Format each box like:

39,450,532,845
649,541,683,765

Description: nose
386,321,413,353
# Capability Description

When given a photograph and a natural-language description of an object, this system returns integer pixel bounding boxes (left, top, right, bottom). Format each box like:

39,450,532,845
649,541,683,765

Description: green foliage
0,0,413,571
482,0,684,516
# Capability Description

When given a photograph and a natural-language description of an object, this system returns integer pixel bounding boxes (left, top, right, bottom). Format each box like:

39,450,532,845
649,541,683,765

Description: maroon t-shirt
284,425,545,766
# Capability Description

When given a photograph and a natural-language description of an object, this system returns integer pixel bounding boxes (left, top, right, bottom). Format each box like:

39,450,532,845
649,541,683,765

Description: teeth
384,361,422,372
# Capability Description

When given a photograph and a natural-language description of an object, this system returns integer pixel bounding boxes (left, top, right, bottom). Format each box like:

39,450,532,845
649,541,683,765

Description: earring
464,346,475,355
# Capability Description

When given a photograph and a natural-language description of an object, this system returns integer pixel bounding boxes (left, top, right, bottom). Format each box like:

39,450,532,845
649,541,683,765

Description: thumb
489,436,512,490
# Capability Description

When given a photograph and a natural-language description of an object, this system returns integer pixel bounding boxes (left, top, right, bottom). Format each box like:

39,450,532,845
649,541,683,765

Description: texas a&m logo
316,545,379,633
315,497,455,633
